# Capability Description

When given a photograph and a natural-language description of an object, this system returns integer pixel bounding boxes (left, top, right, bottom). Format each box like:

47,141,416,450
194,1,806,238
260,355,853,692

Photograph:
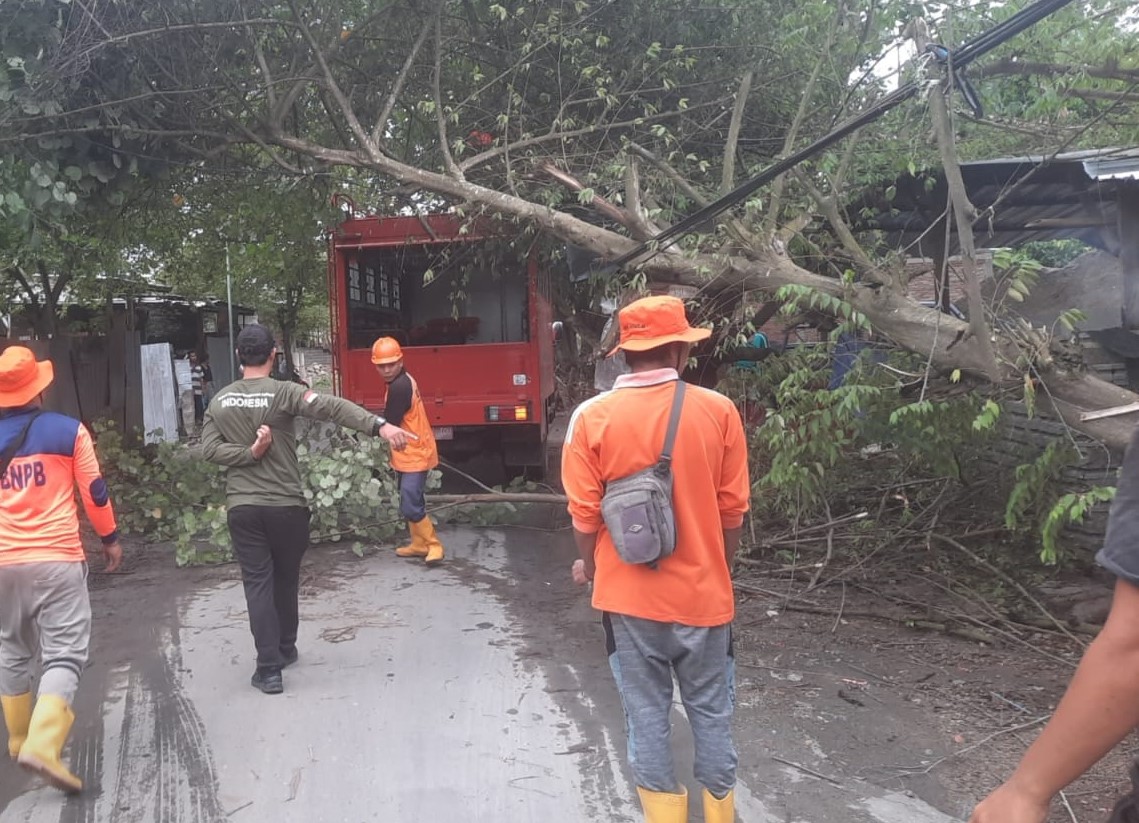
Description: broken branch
1079,401,1139,422
927,532,1086,647
910,18,1001,382
540,162,646,239
427,493,568,505
722,70,753,194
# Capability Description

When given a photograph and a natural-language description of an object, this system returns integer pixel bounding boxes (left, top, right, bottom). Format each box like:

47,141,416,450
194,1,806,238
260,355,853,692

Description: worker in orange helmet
371,337,443,566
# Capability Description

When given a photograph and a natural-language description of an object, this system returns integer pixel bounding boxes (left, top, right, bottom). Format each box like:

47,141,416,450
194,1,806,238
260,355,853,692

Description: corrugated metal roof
850,147,1138,255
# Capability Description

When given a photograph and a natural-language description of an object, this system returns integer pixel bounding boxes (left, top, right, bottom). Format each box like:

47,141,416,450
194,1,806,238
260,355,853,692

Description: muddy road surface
0,527,959,822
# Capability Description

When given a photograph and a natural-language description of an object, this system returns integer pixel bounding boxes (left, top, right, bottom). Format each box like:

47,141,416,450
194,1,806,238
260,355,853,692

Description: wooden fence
0,314,144,436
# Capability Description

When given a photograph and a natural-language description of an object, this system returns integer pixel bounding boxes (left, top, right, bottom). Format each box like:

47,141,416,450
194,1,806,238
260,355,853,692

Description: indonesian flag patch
303,390,318,404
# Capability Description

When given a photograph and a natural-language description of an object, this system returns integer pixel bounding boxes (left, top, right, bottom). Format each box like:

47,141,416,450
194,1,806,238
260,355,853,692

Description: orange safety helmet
371,337,404,365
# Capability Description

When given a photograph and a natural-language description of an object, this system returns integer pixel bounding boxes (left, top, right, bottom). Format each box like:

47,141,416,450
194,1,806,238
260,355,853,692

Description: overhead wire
601,0,1077,275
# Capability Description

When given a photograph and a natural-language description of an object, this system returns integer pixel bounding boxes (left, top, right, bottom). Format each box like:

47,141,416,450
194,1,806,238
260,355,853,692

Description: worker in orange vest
0,347,122,794
371,338,443,566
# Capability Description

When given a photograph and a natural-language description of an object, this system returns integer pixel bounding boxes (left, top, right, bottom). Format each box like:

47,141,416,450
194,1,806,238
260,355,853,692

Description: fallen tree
4,0,1138,447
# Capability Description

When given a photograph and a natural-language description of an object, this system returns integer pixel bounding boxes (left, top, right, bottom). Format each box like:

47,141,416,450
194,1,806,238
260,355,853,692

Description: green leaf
89,162,115,183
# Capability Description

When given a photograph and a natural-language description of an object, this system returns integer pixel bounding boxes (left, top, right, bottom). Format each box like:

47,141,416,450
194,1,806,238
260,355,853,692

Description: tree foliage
143,173,339,362
94,420,439,565
1,0,1136,445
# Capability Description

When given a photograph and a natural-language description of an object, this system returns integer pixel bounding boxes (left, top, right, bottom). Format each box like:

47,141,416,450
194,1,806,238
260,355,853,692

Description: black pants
227,505,311,669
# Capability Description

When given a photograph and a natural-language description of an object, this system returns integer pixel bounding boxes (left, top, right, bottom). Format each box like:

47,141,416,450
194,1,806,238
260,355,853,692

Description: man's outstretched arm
970,578,1139,823
279,383,415,445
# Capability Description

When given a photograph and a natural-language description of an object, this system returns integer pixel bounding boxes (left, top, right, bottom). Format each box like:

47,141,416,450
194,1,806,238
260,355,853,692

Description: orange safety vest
385,373,438,473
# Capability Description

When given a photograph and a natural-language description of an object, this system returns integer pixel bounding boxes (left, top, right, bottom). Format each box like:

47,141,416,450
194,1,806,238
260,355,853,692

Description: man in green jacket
202,324,412,695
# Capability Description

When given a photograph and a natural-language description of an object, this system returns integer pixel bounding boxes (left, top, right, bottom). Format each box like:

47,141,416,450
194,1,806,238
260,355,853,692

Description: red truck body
328,213,556,470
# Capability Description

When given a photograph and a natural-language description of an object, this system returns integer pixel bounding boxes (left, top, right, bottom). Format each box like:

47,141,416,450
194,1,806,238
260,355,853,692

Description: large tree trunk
269,135,1139,452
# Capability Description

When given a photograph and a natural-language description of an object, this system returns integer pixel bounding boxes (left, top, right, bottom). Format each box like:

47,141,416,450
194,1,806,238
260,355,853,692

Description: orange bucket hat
0,347,54,408
610,295,711,355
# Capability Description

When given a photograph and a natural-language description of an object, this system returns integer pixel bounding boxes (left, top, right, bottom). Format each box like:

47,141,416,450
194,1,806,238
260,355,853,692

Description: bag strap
657,380,687,468
0,410,41,479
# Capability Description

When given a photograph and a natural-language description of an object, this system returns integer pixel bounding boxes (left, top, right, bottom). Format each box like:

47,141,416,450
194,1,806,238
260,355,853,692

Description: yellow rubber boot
2,693,32,759
702,788,734,823
421,518,445,567
394,521,428,558
636,786,688,823
17,695,82,794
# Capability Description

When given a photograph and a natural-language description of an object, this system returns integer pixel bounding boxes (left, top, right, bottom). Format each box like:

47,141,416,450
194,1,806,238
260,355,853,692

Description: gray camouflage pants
0,561,91,703
604,612,737,796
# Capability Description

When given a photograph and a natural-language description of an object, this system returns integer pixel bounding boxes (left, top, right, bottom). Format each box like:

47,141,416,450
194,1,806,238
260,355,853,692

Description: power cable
602,0,1076,275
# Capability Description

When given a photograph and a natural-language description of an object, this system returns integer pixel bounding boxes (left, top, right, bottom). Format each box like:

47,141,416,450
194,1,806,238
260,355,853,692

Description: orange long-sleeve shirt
0,410,118,566
561,369,750,626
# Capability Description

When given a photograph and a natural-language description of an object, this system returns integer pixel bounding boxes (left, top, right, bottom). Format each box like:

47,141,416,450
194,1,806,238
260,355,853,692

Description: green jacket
201,377,377,509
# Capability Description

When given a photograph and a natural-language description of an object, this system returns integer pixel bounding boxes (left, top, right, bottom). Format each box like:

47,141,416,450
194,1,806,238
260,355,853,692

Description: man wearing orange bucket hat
561,296,750,823
370,337,442,566
0,346,122,794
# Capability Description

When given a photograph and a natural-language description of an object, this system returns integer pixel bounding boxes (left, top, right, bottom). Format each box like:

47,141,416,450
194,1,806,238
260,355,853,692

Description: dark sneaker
251,668,284,695
281,647,299,668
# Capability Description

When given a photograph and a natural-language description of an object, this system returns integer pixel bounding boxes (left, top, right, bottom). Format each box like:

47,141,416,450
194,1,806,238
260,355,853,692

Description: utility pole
226,245,236,383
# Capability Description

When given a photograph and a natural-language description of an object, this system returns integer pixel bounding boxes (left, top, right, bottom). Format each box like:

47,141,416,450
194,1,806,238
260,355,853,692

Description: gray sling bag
600,381,686,568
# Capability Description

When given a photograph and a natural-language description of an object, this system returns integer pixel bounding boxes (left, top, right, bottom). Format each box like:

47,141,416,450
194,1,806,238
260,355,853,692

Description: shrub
94,422,438,565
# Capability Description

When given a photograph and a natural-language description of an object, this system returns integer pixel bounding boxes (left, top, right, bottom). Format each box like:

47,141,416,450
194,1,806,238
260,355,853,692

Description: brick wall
904,254,993,306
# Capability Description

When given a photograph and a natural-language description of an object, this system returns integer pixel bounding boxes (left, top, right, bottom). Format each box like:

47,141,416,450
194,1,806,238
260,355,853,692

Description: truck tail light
485,403,531,422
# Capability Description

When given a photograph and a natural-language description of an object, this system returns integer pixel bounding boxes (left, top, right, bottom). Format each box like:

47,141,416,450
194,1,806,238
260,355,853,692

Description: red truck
327,211,557,474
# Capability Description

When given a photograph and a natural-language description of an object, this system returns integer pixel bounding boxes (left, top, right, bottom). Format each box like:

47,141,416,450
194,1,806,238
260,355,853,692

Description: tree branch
761,8,841,236
540,162,646,239
627,142,711,207
5,266,37,308
74,18,297,53
722,70,753,195
286,0,378,160
831,130,862,194
910,18,1001,382
4,87,224,126
1070,87,1139,105
433,17,461,178
457,99,726,173
0,124,235,145
622,155,660,241
976,58,1139,84
626,142,759,252
775,212,812,247
242,2,277,113
259,127,1139,450
372,10,435,147
791,169,884,284
50,271,74,306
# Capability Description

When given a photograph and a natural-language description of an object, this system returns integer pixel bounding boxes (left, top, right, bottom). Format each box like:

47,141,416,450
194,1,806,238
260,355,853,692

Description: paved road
0,527,960,822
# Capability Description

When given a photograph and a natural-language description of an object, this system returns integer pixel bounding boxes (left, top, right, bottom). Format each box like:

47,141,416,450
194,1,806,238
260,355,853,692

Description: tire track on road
107,626,225,823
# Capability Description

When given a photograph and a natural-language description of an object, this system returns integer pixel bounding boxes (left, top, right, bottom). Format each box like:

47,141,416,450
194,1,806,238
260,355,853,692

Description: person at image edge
0,346,122,794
